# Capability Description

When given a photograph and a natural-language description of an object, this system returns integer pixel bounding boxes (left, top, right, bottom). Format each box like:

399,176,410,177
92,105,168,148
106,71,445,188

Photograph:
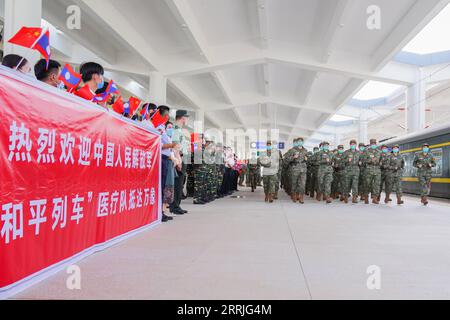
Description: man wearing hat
385,144,405,205
342,140,361,204
284,138,309,204
379,145,392,203
361,139,382,204
170,110,191,214
317,141,335,204
413,143,436,205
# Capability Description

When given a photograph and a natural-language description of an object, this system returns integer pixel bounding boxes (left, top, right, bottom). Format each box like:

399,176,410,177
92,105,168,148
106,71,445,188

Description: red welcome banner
0,69,161,292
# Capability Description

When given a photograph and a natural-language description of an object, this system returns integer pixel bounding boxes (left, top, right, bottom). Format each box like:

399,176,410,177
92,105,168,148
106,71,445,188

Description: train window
402,148,443,177
432,148,443,177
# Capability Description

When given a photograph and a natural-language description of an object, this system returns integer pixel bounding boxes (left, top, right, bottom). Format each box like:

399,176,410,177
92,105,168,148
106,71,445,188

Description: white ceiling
6,0,450,147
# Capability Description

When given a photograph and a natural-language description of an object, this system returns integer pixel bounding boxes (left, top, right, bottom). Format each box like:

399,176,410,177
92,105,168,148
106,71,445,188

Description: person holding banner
2,54,31,74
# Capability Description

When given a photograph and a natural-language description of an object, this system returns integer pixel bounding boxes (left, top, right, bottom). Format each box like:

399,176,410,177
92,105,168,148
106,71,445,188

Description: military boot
373,197,380,205
385,194,390,204
316,193,322,202
291,193,297,203
310,191,315,199
352,195,358,204
299,194,304,204
326,196,332,204
274,192,279,200
397,195,404,205
268,194,274,203
422,196,429,206
343,195,349,204
364,195,370,205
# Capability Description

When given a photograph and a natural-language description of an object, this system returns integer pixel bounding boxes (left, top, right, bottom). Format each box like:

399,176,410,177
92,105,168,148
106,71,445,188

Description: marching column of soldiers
255,138,436,206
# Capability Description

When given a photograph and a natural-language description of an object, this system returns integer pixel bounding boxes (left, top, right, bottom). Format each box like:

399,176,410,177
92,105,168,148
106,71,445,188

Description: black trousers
170,162,186,211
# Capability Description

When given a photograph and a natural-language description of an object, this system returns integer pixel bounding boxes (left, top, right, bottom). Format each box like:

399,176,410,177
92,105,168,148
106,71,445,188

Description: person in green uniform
413,143,436,206
385,144,405,205
317,141,335,204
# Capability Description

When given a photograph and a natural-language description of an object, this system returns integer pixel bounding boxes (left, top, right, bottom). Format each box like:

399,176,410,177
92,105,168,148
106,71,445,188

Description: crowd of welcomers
1,53,243,222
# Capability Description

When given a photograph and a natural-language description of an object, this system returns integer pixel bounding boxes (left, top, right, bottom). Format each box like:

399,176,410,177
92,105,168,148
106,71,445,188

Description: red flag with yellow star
8,27,43,49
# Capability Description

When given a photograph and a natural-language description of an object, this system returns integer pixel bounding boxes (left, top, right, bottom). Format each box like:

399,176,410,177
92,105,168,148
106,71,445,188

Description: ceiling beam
256,0,269,49
319,0,354,63
371,0,450,71
164,52,415,85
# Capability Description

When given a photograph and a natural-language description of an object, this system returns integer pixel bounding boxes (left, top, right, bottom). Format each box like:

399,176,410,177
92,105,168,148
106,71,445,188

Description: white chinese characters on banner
7,121,155,171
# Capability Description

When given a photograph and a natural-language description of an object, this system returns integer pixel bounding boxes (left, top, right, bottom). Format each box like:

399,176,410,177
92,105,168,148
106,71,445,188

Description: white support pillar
359,111,368,145
149,71,167,105
3,0,42,67
406,69,426,134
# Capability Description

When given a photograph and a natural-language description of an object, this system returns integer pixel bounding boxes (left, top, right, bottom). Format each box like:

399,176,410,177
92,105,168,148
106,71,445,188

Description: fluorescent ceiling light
353,81,403,100
403,4,450,54
330,115,354,122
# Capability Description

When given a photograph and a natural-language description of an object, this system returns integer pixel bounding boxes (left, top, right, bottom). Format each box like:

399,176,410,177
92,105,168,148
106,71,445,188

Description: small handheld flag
59,64,82,93
128,96,141,115
8,27,51,68
74,84,95,102
112,96,125,114
151,110,169,128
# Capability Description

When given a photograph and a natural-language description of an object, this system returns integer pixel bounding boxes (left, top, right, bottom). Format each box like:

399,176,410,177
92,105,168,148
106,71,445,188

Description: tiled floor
11,188,450,300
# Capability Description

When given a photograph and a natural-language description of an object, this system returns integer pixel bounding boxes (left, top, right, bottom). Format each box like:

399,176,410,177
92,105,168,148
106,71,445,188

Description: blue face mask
267,146,273,151
350,145,356,150
360,147,365,152
166,128,174,137
97,76,105,90
393,148,399,154
423,148,430,153
371,145,377,150
323,146,329,151
338,149,344,154
382,149,389,154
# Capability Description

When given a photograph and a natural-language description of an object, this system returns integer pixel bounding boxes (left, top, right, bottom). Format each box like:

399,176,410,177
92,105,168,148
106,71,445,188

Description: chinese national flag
128,96,141,115
74,84,95,102
112,96,125,114
8,27,43,48
151,110,169,128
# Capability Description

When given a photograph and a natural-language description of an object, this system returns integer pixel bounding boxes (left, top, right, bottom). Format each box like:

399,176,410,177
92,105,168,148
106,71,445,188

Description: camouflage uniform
305,151,314,196
361,140,382,204
248,159,260,192
343,143,361,203
284,142,309,203
413,145,436,205
358,144,367,198
317,143,334,203
309,148,321,198
385,146,405,204
379,146,391,200
258,146,280,203
333,146,346,201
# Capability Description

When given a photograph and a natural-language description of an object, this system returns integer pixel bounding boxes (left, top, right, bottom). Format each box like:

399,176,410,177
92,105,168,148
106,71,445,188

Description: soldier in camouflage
343,140,361,204
248,154,260,193
385,144,405,205
258,141,280,203
413,143,437,206
193,138,207,205
358,143,367,200
361,139,382,205
379,145,391,203
333,145,347,202
284,138,309,204
317,141,335,204
309,145,321,199
305,150,314,196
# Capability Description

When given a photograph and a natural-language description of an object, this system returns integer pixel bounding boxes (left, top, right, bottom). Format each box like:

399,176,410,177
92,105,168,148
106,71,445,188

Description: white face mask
57,81,65,90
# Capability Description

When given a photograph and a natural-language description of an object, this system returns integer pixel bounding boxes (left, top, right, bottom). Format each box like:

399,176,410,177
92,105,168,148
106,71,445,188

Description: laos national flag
106,80,120,95
59,64,82,93
33,29,51,67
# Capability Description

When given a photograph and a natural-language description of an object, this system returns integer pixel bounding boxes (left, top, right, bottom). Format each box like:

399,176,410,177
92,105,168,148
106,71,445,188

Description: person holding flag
74,62,105,102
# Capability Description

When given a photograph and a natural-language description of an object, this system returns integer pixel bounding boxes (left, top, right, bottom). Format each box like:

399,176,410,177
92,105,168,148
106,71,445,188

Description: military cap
422,143,430,147
393,144,400,148
338,145,344,149
322,141,330,146
359,142,366,147
350,139,357,145
175,110,190,118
